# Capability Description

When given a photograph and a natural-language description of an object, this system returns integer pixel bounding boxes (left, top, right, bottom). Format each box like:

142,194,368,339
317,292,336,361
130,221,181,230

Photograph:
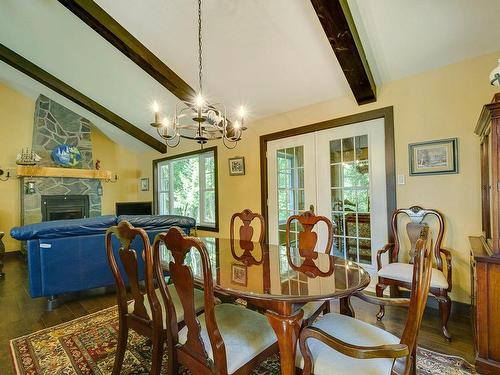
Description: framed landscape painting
409,138,458,176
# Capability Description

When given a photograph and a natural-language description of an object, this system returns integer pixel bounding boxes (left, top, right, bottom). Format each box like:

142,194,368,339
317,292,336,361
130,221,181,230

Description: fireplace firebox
41,195,90,222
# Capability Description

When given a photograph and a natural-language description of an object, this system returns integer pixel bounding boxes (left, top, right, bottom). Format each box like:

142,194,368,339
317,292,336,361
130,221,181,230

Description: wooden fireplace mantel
16,165,113,180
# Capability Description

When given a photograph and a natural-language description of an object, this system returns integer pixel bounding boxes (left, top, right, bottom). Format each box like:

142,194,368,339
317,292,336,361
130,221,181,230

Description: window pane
172,157,200,221
159,164,169,191
331,164,342,187
342,138,354,162
356,135,368,161
205,155,214,174
204,190,215,223
206,172,214,189
159,192,169,215
330,139,342,164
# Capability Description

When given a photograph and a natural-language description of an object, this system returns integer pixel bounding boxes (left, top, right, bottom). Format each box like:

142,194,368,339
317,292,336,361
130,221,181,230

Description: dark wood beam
0,43,166,153
58,0,196,102
310,0,376,104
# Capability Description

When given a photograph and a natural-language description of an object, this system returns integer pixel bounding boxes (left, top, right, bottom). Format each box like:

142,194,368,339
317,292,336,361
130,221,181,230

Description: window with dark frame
154,147,218,230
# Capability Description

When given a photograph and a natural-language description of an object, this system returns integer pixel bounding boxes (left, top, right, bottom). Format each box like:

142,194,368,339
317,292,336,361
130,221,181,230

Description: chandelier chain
198,0,203,94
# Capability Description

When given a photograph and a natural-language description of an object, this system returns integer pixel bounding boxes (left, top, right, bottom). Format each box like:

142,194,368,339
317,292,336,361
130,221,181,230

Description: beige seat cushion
296,313,400,375
127,285,205,325
301,301,325,320
178,303,277,374
378,262,448,289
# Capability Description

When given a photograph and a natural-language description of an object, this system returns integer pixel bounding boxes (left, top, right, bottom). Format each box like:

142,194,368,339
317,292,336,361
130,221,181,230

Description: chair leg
376,283,387,320
151,332,165,375
112,319,128,375
411,347,417,375
438,295,452,341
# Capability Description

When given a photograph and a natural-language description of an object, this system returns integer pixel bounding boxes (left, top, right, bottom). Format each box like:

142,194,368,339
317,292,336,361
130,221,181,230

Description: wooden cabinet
470,93,500,374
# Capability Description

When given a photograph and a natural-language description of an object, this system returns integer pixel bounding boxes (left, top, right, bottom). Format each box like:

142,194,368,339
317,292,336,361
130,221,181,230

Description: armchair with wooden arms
376,206,452,340
297,227,432,375
286,211,333,327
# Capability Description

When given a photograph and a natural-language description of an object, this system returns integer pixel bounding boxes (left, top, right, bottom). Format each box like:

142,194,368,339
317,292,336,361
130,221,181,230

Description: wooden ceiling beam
310,0,376,104
0,43,167,153
58,0,196,102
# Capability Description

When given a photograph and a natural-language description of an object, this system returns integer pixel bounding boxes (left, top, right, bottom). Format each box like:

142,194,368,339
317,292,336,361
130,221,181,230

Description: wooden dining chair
105,221,205,375
230,208,265,243
152,227,279,375
376,206,452,340
286,211,333,326
298,226,432,375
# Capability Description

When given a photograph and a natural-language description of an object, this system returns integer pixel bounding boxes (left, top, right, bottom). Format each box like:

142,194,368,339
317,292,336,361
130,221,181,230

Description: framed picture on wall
409,138,459,176
231,263,247,286
228,157,245,176
140,178,150,191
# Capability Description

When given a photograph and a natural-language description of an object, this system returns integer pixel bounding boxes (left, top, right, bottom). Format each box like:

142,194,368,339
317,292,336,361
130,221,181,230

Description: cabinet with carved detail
470,93,500,374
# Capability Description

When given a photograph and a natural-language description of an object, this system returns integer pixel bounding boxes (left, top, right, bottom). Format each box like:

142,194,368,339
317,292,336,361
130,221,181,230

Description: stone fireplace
21,95,102,225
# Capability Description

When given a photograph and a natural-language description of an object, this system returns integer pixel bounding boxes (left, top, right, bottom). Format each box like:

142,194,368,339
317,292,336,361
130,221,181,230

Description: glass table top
160,237,370,303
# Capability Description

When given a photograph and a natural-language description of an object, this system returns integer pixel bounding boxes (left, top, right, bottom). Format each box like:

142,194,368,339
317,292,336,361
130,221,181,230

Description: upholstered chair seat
378,263,448,289
127,285,205,325
178,303,278,374
296,313,400,375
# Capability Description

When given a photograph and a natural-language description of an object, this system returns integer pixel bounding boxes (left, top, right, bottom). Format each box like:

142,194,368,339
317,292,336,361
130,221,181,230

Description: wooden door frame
259,106,396,243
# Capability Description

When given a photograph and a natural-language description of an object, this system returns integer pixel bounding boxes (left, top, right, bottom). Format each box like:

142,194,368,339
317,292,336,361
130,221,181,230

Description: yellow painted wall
137,51,500,303
0,82,35,253
0,82,140,252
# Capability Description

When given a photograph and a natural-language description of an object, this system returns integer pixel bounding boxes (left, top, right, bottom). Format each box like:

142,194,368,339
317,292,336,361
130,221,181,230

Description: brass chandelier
150,0,246,149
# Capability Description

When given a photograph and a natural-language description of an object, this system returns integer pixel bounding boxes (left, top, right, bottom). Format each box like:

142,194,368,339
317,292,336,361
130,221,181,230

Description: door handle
309,204,315,214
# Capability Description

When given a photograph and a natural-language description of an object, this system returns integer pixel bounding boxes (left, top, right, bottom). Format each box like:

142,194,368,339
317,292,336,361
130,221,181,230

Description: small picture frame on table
228,157,245,176
140,178,150,191
409,138,459,176
231,263,247,286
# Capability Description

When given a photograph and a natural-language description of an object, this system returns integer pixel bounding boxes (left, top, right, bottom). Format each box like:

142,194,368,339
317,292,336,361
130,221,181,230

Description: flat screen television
115,201,153,216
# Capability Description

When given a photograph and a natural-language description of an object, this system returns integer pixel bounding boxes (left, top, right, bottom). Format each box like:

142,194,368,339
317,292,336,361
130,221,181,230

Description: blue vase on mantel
51,144,82,168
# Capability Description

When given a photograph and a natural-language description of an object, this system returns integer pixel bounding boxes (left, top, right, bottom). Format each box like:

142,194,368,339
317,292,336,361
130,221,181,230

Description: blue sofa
11,215,195,302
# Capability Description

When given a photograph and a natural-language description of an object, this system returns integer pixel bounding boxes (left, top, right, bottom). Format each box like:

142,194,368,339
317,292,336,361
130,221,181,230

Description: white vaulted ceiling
1,0,500,150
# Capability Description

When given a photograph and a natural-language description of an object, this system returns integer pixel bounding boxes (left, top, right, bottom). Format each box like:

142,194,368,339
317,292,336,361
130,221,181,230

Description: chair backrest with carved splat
105,221,162,327
391,226,432,374
152,227,227,373
230,209,265,243
392,206,444,270
286,211,333,258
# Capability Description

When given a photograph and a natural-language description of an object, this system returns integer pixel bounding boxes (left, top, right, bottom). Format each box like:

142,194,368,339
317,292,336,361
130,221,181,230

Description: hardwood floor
0,254,474,374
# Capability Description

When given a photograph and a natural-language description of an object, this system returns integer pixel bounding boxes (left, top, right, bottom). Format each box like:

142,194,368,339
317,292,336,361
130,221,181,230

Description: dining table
160,236,370,375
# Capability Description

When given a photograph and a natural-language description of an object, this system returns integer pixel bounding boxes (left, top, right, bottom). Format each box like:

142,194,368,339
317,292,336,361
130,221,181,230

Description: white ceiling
348,0,500,83
1,0,500,150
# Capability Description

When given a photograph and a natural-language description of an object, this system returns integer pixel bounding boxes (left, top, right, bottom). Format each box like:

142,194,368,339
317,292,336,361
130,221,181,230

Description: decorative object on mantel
16,147,41,166
51,144,82,168
150,0,247,150
490,58,500,86
408,138,458,176
95,159,101,170
229,156,246,176
0,231,5,278
8,305,478,375
140,177,149,191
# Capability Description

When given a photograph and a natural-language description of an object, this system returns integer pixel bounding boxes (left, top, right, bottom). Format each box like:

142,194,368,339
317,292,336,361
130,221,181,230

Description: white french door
267,118,388,273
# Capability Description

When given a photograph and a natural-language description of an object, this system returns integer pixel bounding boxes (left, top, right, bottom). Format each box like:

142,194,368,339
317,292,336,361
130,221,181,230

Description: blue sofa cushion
11,215,117,240
117,215,196,230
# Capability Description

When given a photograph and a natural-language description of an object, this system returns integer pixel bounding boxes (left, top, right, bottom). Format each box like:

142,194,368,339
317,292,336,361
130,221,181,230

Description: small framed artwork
409,138,459,176
229,157,245,176
231,263,247,286
140,178,150,191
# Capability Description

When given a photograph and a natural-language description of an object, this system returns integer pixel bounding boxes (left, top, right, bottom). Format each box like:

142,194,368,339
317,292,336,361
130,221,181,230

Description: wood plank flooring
0,254,474,374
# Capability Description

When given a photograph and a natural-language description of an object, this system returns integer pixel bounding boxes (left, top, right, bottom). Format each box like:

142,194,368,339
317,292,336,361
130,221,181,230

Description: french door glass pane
330,135,371,263
277,146,304,247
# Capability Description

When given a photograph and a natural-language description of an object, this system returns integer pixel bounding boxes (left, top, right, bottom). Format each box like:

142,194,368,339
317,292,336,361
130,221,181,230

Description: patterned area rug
10,306,476,375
